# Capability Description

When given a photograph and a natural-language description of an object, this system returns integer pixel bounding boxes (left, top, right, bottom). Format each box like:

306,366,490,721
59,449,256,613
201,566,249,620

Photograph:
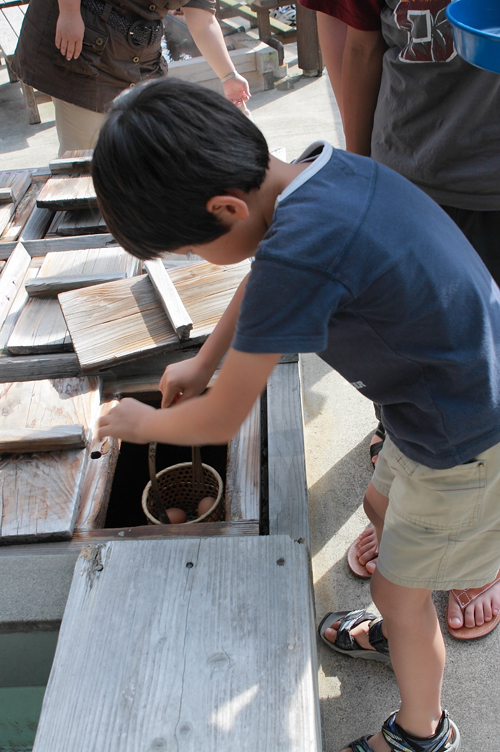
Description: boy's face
172,193,268,266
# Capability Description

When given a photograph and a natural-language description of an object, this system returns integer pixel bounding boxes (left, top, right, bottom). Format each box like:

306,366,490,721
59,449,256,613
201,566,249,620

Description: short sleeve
233,257,345,355
297,0,383,31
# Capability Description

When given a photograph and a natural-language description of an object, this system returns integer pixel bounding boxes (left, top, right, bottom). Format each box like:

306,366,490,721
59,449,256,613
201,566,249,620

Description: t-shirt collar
275,141,333,208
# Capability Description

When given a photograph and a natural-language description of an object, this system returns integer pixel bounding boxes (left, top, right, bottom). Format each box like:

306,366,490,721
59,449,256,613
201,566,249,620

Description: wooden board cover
59,259,250,371
0,377,101,545
36,176,97,211
33,536,321,752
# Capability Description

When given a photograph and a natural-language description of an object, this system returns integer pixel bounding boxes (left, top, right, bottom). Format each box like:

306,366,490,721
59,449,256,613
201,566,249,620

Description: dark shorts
297,0,382,30
441,205,500,288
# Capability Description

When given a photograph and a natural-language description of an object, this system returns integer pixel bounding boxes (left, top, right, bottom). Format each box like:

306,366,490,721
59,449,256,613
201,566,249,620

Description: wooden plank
0,377,102,545
0,187,13,203
296,2,323,75
7,248,138,354
49,151,93,176
26,271,127,297
20,206,54,241
0,170,32,204
144,258,193,340
0,266,35,353
60,260,250,371
0,425,86,453
19,233,118,256
0,353,82,382
1,183,44,243
0,242,30,331
46,208,106,237
36,176,97,211
7,296,72,354
226,397,260,521
267,361,310,548
33,536,321,752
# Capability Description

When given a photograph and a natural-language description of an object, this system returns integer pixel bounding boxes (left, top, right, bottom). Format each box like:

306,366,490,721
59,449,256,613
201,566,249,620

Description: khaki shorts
372,435,500,590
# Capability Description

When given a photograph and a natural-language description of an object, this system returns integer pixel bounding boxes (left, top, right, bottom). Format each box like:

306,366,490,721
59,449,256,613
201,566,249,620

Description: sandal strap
348,735,376,752
382,710,452,752
335,609,378,652
451,569,500,609
368,616,390,656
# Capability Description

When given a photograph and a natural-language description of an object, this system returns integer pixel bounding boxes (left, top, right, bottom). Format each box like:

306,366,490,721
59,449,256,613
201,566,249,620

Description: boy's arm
181,7,250,107
159,272,249,407
342,26,387,156
56,0,85,60
98,348,281,445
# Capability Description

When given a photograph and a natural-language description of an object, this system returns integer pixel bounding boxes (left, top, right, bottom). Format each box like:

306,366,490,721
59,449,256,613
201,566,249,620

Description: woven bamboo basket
142,457,224,525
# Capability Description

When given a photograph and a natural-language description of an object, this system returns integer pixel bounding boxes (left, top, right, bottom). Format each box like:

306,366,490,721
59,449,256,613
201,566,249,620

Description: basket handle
148,442,171,524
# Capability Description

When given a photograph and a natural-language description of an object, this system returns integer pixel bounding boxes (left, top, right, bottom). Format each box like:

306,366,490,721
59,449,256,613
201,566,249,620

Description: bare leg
336,572,446,752
316,12,347,122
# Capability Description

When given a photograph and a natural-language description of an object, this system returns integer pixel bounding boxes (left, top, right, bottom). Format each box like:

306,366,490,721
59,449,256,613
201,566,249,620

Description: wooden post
296,3,323,76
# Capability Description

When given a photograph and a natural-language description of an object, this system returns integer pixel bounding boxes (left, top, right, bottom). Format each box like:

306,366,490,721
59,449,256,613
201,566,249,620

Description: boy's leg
337,571,446,752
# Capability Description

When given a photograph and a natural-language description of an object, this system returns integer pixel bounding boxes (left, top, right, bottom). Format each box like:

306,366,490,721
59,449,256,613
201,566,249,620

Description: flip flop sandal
342,709,460,752
446,569,500,640
318,609,391,666
347,529,379,578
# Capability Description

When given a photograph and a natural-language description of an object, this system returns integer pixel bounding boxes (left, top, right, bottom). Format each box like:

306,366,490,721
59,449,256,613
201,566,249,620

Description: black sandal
318,609,391,666
343,709,461,752
370,421,386,464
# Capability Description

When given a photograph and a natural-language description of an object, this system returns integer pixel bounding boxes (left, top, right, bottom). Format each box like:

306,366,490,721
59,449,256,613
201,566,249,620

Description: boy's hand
97,398,156,443
55,9,85,60
159,356,212,409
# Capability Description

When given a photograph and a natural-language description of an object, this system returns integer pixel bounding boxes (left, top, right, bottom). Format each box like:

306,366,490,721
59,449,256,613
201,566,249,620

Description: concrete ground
1,47,499,752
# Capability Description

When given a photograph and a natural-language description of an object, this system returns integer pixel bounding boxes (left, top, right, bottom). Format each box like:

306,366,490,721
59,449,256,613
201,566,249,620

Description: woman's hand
222,72,251,108
55,7,85,60
159,356,212,409
97,398,156,443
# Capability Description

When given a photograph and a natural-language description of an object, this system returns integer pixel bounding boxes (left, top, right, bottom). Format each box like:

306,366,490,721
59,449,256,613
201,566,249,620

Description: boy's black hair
92,78,269,260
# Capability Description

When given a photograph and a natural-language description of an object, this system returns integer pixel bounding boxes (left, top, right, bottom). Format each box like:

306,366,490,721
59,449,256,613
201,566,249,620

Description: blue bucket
446,0,500,74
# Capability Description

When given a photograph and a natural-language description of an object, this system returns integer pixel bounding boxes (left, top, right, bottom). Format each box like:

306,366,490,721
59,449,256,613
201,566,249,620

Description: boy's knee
370,570,432,620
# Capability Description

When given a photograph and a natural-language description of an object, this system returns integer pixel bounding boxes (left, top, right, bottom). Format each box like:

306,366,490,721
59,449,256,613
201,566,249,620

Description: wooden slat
144,258,193,340
0,353,82,383
17,234,118,256
1,183,44,243
0,377,102,545
0,425,86,453
49,151,93,176
0,242,30,331
36,246,139,279
26,271,127,297
226,397,261,521
20,207,55,241
267,361,310,548
36,176,97,211
46,208,106,237
0,264,35,354
7,296,72,354
0,187,13,203
33,536,321,752
0,172,32,234
60,260,250,371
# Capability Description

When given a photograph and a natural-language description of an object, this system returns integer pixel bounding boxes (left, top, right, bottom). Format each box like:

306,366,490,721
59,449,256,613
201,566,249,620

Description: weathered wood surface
0,172,32,235
0,353,82,382
33,536,321,752
226,397,260,522
0,425,86,453
18,205,53,242
36,176,97,211
26,271,127,297
7,296,72,354
11,233,118,258
0,263,35,354
0,182,44,243
49,150,93,176
267,361,310,549
144,258,193,340
60,260,250,371
0,377,102,544
0,242,30,331
47,208,106,237
0,187,13,203
7,248,138,354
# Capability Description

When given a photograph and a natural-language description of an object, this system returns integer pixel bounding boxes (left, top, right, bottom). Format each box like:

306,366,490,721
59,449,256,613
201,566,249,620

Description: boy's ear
206,195,250,225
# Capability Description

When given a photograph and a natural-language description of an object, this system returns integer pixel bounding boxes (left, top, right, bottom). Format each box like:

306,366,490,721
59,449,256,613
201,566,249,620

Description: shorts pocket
388,458,486,533
53,24,109,79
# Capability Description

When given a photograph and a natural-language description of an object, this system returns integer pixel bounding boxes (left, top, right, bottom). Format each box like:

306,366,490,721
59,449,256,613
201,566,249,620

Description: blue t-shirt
233,142,500,469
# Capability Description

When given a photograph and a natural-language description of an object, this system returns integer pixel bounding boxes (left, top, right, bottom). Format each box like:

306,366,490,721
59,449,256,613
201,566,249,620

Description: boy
93,78,500,752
